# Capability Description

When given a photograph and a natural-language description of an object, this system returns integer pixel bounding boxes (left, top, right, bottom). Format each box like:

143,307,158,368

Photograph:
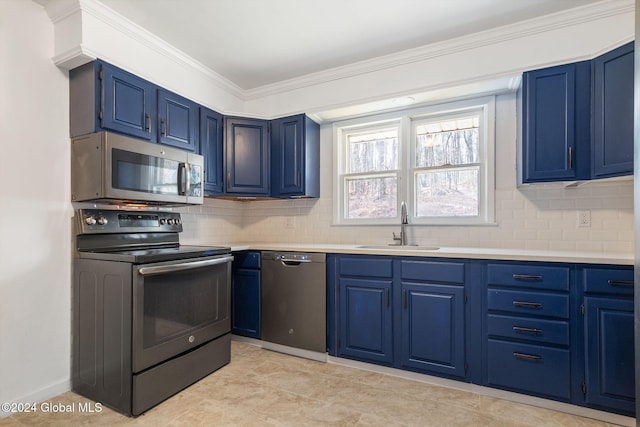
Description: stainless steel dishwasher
261,251,326,353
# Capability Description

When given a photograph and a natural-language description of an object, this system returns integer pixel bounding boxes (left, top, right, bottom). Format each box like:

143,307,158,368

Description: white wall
0,0,72,414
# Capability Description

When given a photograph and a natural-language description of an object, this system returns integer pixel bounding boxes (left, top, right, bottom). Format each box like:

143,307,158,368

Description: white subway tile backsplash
179,94,633,255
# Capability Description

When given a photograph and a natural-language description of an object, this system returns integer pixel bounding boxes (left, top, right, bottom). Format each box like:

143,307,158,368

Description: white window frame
333,96,495,226
334,116,403,225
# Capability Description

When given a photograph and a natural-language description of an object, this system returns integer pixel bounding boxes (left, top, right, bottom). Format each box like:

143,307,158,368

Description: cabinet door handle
161,119,167,136
512,300,542,309
402,289,407,310
145,113,151,132
512,274,542,281
385,288,390,308
513,326,543,335
513,352,542,361
608,279,633,287
568,146,573,169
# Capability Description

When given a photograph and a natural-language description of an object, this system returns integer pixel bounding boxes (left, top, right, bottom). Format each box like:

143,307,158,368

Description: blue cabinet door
400,282,465,378
225,117,270,195
231,268,261,339
522,61,591,182
339,277,393,365
157,89,198,152
592,42,634,178
101,61,157,141
584,296,635,416
200,107,224,195
271,114,320,198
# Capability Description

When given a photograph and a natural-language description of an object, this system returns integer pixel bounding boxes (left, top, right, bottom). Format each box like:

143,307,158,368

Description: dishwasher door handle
275,255,313,266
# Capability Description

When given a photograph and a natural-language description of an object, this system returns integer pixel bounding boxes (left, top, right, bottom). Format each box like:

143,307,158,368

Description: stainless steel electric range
72,208,233,416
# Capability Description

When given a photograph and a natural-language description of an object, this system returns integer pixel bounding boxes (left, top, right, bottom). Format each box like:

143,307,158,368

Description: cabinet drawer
583,267,634,296
487,314,569,346
233,251,261,269
339,257,392,278
487,289,569,319
400,260,464,284
487,339,570,400
487,264,569,291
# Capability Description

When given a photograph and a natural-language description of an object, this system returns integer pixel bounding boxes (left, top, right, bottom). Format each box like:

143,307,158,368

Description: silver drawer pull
512,274,543,281
512,300,542,308
608,280,633,287
513,352,542,361
513,326,542,335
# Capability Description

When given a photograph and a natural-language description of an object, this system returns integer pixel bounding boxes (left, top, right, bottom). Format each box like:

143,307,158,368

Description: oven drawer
487,314,569,346
487,339,570,400
487,289,569,319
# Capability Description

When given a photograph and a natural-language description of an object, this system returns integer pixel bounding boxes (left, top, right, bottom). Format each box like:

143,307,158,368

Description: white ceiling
98,0,603,91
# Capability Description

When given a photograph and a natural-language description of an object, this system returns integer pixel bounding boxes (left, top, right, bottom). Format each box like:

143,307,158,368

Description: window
344,124,400,219
334,97,495,225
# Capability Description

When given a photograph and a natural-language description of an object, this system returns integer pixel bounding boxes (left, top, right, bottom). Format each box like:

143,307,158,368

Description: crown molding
41,0,633,103
43,0,245,99
243,0,633,100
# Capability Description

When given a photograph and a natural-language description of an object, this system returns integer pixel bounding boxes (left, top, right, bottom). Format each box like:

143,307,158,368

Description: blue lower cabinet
584,296,635,416
338,277,393,365
483,261,575,403
334,255,474,379
581,265,635,416
330,255,635,417
400,282,465,378
231,252,261,339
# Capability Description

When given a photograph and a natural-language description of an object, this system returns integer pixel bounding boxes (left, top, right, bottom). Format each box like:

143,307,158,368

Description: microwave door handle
138,255,234,276
185,162,191,196
177,163,187,195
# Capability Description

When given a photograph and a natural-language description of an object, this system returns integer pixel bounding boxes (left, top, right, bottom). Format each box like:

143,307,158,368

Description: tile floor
0,341,626,426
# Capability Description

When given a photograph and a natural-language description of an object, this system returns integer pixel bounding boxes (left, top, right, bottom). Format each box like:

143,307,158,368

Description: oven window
141,263,229,349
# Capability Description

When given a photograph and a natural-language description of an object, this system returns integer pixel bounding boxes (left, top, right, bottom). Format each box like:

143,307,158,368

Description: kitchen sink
357,245,440,251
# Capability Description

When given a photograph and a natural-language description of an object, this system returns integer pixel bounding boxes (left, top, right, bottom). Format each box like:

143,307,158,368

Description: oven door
132,254,232,373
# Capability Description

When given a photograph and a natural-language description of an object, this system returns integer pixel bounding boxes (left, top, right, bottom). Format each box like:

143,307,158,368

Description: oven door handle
138,255,234,276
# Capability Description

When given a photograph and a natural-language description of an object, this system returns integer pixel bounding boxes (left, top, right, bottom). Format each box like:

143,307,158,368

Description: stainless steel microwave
72,132,204,205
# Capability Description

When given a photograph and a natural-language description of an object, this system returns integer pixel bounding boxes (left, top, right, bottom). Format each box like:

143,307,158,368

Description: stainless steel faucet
392,201,408,245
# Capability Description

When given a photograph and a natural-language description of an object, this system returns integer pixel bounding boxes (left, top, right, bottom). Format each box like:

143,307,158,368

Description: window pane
346,176,397,218
415,168,478,217
415,117,479,168
348,129,398,173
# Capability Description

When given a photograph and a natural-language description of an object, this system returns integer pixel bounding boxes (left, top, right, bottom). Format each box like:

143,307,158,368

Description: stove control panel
78,209,183,234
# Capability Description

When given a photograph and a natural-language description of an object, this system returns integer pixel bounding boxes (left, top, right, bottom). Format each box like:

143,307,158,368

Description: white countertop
226,243,633,265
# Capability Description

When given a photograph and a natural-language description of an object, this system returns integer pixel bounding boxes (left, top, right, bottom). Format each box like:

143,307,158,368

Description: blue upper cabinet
200,107,224,195
592,42,634,178
70,60,155,141
101,61,157,141
522,42,635,184
157,89,198,152
70,60,197,151
225,117,270,196
522,61,591,183
270,114,320,198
